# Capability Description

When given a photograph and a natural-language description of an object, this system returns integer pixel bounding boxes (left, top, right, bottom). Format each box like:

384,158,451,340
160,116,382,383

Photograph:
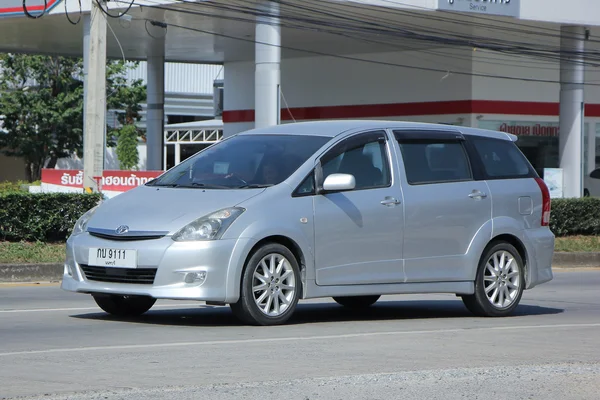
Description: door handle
381,197,401,206
468,191,488,199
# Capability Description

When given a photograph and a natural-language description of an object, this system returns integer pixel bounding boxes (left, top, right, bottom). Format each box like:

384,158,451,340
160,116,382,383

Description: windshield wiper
236,184,274,189
149,182,228,189
149,183,181,187
180,182,230,189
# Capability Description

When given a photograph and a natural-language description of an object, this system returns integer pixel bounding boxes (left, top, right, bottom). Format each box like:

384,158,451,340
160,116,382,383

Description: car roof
239,120,515,141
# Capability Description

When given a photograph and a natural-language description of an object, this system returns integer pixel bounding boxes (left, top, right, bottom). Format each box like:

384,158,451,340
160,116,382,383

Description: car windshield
148,134,330,189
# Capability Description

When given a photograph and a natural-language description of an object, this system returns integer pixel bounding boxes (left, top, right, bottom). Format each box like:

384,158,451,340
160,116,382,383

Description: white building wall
224,48,474,135
126,62,223,95
520,0,600,26
471,50,600,104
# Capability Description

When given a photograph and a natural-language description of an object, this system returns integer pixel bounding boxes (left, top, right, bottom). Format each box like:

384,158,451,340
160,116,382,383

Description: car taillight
535,177,551,226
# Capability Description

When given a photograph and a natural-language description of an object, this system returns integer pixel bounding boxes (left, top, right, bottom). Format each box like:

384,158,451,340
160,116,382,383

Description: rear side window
468,136,535,179
398,141,472,185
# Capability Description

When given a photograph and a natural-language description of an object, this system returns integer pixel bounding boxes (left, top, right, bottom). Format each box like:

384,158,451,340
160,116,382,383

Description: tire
461,242,525,317
333,295,380,308
230,243,301,326
92,294,156,317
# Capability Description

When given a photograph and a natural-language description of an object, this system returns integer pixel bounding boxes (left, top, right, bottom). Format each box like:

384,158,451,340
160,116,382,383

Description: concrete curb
0,263,63,283
552,252,600,267
0,252,599,283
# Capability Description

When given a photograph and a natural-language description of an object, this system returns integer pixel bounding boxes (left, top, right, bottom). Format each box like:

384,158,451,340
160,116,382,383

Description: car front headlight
172,207,245,242
71,205,99,236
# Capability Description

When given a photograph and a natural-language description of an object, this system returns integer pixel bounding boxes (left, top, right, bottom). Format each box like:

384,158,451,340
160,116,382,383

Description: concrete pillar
163,144,167,171
146,35,166,171
82,2,107,192
559,25,586,198
175,143,181,166
587,125,596,175
82,14,90,136
254,1,281,129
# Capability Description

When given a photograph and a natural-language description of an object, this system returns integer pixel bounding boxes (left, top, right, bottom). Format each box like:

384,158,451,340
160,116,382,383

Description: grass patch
554,236,600,252
0,241,66,264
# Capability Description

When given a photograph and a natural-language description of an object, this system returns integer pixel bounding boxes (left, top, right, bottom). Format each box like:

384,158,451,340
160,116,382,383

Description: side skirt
302,279,474,299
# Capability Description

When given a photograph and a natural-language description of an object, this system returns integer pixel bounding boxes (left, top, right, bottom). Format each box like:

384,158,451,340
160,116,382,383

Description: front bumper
61,232,253,302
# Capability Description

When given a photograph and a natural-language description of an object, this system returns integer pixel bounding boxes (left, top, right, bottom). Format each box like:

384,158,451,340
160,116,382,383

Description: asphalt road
1,269,599,400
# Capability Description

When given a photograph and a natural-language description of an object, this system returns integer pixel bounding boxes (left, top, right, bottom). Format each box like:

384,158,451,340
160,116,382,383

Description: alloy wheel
483,250,521,309
251,253,297,317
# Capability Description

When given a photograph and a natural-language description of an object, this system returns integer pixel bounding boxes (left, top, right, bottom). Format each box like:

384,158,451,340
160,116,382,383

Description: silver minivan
61,120,555,325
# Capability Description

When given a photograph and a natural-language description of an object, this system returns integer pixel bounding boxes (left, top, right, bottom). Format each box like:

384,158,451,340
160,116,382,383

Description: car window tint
469,136,533,178
399,141,472,185
321,131,391,190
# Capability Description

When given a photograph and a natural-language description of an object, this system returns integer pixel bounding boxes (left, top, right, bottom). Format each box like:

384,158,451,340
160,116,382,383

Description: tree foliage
106,60,146,170
115,124,139,170
0,54,84,181
0,54,147,181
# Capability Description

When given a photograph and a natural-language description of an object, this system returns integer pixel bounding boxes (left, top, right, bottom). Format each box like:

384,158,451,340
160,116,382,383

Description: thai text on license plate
88,248,138,268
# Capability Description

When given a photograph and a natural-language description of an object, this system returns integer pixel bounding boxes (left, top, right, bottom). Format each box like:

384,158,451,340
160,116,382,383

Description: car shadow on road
70,299,564,327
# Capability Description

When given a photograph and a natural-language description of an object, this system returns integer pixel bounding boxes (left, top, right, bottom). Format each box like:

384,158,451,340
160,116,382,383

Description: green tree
0,54,84,181
115,124,139,170
106,60,146,170
0,54,147,181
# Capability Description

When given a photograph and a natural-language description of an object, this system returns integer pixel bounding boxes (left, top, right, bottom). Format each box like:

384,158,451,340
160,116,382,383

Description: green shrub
0,180,39,193
0,192,102,242
550,198,600,237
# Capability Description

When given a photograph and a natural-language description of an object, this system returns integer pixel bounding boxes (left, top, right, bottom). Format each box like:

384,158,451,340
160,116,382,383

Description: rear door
465,135,542,231
393,130,492,283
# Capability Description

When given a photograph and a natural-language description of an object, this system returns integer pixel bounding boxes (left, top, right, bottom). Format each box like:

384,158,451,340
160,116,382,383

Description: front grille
89,232,165,241
87,228,168,241
80,265,157,285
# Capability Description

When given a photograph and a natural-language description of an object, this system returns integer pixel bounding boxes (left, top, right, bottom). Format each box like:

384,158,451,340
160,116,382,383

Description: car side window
469,136,534,179
398,140,472,185
294,172,315,196
320,131,391,190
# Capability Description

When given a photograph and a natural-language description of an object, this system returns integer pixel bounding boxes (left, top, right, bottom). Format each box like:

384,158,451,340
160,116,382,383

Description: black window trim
393,129,465,142
394,130,475,186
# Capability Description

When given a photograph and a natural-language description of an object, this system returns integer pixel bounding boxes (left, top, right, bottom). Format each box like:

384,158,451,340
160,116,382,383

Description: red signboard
41,169,163,193
498,123,559,137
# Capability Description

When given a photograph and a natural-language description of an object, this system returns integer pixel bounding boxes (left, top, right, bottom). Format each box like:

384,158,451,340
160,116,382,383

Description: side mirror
322,173,356,192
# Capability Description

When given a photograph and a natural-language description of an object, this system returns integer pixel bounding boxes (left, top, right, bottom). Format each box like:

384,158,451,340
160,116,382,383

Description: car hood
87,185,265,234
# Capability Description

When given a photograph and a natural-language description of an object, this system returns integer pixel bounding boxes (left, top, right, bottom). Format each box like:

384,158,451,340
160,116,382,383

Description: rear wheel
333,295,380,308
462,242,525,317
92,294,156,317
230,243,301,326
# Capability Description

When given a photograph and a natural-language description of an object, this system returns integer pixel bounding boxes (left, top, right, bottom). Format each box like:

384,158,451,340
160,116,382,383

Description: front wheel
230,243,301,326
92,294,156,317
462,242,525,317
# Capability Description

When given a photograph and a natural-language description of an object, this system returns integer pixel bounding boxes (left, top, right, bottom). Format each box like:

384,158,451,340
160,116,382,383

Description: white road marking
0,303,203,313
0,322,599,357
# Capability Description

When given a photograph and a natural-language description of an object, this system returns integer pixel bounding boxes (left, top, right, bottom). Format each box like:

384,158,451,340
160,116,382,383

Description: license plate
88,248,138,269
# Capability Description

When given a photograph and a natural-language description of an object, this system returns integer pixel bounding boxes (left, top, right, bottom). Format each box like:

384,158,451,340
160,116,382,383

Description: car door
392,130,492,283
312,130,405,286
